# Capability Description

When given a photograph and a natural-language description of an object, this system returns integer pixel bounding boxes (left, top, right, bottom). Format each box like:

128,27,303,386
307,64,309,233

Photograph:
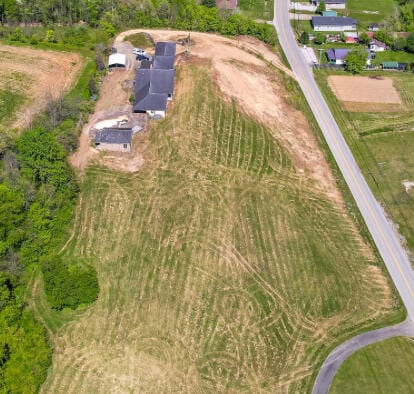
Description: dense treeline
0,0,278,45
0,273,51,392
0,34,102,389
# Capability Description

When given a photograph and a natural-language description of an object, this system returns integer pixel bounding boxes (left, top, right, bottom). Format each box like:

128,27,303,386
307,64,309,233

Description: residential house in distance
312,16,357,31
368,23,380,32
326,48,372,65
94,128,133,152
344,32,358,44
133,42,176,118
369,39,387,52
313,0,346,9
216,0,238,10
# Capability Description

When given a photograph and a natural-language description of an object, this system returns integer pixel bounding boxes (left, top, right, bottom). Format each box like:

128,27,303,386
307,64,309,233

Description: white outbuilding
108,53,126,69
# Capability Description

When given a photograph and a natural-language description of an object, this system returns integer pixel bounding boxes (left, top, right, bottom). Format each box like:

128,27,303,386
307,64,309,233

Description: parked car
132,48,146,55
136,54,150,61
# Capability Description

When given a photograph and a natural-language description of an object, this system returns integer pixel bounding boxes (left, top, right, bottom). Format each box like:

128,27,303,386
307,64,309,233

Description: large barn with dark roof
133,41,177,118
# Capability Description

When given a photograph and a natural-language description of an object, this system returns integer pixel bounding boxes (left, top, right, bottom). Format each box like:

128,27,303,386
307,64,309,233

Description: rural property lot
0,44,82,132
328,75,403,112
37,32,402,393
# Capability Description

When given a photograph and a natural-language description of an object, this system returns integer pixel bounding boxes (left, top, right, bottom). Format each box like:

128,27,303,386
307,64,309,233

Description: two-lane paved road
273,0,414,392
273,0,414,320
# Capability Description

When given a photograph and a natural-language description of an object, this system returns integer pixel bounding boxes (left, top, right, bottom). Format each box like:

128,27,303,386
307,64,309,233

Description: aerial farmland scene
0,1,414,393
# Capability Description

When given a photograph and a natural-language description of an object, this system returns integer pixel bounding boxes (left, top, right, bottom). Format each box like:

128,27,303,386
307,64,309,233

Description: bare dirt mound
0,43,82,129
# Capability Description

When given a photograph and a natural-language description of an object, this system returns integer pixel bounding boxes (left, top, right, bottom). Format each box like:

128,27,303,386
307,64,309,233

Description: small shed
108,53,126,69
94,128,132,152
382,61,398,70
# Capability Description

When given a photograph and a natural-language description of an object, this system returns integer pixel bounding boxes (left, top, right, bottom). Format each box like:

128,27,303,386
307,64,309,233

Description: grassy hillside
39,64,402,392
331,336,414,393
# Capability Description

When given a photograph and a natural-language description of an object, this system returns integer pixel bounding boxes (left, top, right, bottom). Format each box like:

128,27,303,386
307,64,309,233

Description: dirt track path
116,29,295,79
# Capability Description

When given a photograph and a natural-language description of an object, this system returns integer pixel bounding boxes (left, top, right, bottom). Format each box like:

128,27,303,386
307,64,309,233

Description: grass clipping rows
39,64,399,393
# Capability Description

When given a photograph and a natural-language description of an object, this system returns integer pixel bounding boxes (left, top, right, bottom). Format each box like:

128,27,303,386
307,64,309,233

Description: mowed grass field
330,337,414,393
239,0,274,20
346,0,397,24
0,44,81,143
38,64,402,392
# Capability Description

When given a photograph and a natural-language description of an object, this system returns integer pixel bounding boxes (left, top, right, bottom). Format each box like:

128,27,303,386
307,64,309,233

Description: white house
369,39,387,52
312,16,357,32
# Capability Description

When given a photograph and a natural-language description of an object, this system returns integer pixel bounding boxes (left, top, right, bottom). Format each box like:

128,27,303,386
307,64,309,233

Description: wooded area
0,33,101,390
0,0,278,45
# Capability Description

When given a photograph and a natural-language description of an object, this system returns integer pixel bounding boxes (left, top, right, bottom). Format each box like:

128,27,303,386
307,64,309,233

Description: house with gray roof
326,48,372,65
133,42,176,118
312,16,357,31
95,128,132,152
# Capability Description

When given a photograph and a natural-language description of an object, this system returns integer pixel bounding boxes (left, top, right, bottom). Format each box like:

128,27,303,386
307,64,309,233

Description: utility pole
318,48,323,68
187,32,191,54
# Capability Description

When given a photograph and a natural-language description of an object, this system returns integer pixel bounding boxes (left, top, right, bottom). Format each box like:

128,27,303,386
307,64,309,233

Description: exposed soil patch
0,43,82,129
112,30,343,204
328,76,403,112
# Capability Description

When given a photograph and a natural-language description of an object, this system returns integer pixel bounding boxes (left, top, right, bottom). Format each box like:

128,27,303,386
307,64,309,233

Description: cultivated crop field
0,44,82,135
328,75,403,112
36,59,403,392
331,336,414,393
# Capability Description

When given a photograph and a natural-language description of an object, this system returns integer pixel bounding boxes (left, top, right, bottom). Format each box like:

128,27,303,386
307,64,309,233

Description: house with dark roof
326,48,372,65
312,16,357,31
133,42,176,118
216,0,238,10
155,42,176,57
368,23,380,32
94,128,132,152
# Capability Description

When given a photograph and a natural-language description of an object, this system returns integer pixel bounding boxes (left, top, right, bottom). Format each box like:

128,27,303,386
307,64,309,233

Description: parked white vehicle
132,48,146,55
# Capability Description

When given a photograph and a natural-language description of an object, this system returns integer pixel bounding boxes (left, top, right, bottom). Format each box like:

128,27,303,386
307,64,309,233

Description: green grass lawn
374,50,414,64
330,336,414,393
0,89,24,127
239,0,274,20
37,62,403,393
315,70,414,251
346,0,398,25
123,32,154,49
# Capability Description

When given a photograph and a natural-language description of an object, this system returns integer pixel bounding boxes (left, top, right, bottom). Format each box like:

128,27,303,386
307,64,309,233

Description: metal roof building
312,16,357,31
108,53,126,68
